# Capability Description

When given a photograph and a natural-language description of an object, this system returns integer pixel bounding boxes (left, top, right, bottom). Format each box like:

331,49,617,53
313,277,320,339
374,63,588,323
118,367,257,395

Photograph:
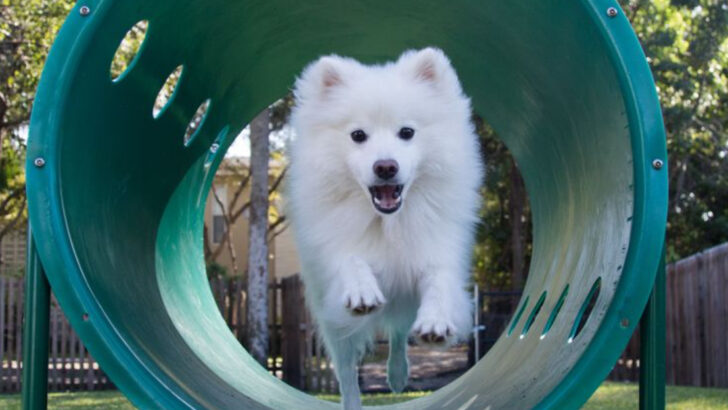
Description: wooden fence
0,277,113,393
3,243,727,393
472,243,728,388
208,275,338,393
666,243,728,387
0,277,25,392
0,275,337,394
609,242,728,386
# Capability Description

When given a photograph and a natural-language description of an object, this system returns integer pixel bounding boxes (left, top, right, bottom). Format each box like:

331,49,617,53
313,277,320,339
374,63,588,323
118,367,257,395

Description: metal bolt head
606,7,618,17
652,159,664,170
209,143,220,154
79,5,91,16
620,318,630,328
34,157,46,168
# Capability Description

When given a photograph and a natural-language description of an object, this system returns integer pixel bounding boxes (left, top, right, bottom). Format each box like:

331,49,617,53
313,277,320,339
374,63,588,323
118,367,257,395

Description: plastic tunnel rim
26,0,667,409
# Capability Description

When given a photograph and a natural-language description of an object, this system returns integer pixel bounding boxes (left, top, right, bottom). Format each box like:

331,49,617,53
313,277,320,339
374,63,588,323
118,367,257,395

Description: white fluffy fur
287,48,484,410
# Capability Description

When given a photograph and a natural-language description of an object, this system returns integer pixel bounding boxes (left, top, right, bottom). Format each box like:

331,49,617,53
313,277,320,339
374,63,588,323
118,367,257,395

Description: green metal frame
22,236,50,410
23,0,667,408
640,249,667,410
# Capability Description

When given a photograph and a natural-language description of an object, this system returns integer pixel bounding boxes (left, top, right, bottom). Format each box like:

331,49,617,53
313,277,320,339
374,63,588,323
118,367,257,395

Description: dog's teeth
373,196,381,205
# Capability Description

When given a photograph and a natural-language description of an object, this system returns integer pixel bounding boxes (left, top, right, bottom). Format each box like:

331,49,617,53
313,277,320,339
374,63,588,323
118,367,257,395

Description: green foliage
474,0,728,287
109,20,147,80
0,137,22,191
0,0,74,137
618,0,728,261
206,261,229,278
0,0,75,237
0,136,26,235
270,93,295,134
2,0,726,281
471,115,531,290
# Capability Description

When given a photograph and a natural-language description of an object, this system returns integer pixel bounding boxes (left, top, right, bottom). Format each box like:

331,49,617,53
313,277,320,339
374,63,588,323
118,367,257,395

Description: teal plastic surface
26,0,667,408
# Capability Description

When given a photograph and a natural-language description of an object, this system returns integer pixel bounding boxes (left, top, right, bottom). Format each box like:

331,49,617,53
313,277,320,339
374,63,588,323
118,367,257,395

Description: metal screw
79,5,91,16
209,143,220,154
606,7,618,17
652,158,664,170
34,157,46,168
620,318,630,328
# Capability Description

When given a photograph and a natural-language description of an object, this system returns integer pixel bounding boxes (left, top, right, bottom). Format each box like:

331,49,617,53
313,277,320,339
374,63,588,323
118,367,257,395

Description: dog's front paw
343,283,385,316
412,316,454,346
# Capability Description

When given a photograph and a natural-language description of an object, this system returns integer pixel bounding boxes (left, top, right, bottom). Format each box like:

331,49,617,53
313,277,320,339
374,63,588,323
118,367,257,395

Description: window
211,184,228,244
213,215,226,244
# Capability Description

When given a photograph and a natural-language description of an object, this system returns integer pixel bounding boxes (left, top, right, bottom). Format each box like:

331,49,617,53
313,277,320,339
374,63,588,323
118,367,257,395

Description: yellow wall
273,224,301,278
203,159,301,278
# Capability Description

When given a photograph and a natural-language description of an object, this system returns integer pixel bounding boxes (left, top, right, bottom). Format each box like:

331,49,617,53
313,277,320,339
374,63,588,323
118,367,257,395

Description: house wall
1,230,26,277
203,167,301,278
273,225,301,278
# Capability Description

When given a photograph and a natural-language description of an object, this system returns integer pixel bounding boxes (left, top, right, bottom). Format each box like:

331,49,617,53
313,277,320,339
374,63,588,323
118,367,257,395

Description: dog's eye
350,129,368,143
398,127,415,140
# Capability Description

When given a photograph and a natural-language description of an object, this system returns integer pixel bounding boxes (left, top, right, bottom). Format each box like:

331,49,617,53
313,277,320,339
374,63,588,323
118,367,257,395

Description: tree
473,0,728,290
246,107,271,366
202,96,292,275
1,1,73,145
471,115,532,291
0,1,74,271
202,97,293,364
618,0,728,261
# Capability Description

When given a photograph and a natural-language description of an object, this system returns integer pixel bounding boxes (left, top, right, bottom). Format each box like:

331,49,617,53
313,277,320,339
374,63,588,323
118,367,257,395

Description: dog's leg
325,333,365,410
386,329,409,393
412,268,472,345
336,353,361,410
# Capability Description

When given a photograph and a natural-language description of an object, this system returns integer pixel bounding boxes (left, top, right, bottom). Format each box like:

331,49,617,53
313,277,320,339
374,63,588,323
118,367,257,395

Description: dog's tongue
376,185,398,208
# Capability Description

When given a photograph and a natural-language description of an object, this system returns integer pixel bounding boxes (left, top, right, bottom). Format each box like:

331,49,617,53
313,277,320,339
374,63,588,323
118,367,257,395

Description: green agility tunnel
25,0,667,408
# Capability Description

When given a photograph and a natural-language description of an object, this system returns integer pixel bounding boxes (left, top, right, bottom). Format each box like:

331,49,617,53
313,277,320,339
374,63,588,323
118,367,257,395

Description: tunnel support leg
639,246,666,410
22,234,50,410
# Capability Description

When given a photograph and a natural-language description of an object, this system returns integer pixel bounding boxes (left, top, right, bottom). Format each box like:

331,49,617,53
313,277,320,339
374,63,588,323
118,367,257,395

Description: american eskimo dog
287,47,483,409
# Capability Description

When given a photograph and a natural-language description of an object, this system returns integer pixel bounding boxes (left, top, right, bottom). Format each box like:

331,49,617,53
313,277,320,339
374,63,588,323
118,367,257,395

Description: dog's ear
295,55,349,101
398,48,461,93
314,56,344,89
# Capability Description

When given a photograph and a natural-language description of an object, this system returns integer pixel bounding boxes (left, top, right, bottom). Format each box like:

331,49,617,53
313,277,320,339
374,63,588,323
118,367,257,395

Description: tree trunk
509,159,526,290
246,108,271,367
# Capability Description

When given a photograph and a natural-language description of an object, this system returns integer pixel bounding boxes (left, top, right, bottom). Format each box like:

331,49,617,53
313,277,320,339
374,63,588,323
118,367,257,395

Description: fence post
22,235,50,410
281,275,303,389
639,245,666,410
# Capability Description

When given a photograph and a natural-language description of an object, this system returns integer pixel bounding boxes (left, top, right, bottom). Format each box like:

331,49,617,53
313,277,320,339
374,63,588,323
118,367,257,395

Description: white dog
287,47,483,410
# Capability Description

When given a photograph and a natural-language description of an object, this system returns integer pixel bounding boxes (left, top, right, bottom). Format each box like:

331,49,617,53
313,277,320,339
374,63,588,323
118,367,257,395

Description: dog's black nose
373,159,399,180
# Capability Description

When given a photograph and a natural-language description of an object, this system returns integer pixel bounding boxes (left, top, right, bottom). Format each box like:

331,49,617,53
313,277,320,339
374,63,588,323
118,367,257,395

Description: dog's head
291,48,472,215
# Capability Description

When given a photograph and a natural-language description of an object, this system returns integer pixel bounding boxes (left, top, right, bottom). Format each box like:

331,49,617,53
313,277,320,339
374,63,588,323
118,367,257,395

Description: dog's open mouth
368,184,404,214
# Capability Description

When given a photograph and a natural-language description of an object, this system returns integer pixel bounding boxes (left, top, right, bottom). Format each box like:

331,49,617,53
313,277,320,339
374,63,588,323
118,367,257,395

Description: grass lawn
0,382,726,409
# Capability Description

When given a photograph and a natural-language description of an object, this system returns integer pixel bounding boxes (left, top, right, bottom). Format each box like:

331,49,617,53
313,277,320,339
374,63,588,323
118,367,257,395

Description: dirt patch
360,344,469,393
